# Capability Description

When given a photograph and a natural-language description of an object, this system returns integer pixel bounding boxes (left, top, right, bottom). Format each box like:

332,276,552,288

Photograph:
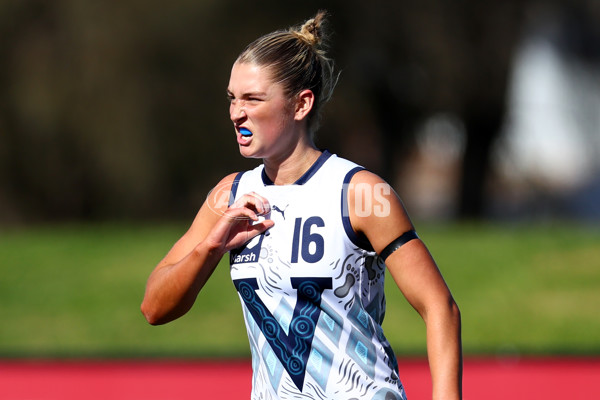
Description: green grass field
1,222,599,358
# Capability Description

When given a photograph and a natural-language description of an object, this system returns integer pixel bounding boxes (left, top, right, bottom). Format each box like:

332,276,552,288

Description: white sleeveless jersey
229,151,407,400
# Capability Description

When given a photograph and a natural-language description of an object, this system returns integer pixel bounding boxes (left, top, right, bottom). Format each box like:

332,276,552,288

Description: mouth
239,128,253,137
236,126,253,146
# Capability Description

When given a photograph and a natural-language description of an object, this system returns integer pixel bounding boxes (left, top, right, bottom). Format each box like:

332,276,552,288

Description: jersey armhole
341,167,375,252
228,171,245,207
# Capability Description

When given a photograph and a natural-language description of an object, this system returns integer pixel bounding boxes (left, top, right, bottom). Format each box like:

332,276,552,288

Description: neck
263,140,321,185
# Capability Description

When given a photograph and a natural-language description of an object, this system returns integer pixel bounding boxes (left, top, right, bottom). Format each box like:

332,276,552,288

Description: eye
226,91,236,103
245,93,266,103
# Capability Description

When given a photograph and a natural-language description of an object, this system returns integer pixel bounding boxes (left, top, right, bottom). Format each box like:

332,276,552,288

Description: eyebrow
226,89,268,99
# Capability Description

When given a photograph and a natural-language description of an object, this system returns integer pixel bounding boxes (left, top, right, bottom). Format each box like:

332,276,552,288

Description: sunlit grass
382,223,600,356
1,222,599,358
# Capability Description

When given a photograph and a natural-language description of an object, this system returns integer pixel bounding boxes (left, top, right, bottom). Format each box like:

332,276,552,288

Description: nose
230,100,247,123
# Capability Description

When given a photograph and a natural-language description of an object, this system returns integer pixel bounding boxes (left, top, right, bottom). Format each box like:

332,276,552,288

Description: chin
238,146,262,159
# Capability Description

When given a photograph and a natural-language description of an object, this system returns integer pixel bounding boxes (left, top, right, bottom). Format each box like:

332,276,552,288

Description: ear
294,89,315,121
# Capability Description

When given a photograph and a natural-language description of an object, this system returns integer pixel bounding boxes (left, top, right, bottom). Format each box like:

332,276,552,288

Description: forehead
228,62,279,94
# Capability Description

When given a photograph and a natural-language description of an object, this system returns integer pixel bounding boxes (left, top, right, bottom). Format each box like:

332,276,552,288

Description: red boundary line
0,357,599,399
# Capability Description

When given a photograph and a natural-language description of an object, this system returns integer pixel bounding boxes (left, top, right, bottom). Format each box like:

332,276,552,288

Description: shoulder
204,172,240,214
316,152,365,184
210,172,239,196
220,172,240,186
346,170,414,254
326,152,362,171
348,169,385,185
346,169,391,205
346,169,397,225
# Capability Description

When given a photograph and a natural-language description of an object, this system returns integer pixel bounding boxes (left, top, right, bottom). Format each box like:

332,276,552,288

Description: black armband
379,230,419,261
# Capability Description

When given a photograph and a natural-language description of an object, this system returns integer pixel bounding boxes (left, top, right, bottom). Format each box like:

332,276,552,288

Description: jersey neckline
261,150,333,186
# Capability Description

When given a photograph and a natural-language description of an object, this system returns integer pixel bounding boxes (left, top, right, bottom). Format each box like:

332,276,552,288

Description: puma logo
272,204,288,220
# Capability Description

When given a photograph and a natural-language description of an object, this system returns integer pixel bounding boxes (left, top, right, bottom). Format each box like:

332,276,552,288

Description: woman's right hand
203,191,274,255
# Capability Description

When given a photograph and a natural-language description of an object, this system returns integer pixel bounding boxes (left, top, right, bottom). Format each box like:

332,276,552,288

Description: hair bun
296,10,327,47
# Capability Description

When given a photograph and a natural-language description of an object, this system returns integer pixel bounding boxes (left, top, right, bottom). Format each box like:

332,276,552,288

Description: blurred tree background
1,0,600,224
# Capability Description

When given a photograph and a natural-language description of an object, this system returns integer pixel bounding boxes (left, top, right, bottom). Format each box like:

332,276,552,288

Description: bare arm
140,173,274,325
349,170,462,400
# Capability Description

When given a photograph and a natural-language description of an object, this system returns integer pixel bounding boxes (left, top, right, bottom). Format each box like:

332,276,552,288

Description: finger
243,192,270,216
223,206,259,223
232,192,270,216
245,219,275,240
248,192,271,215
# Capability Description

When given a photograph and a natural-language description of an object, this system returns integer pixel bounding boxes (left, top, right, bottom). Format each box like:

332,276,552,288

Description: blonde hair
236,11,338,135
